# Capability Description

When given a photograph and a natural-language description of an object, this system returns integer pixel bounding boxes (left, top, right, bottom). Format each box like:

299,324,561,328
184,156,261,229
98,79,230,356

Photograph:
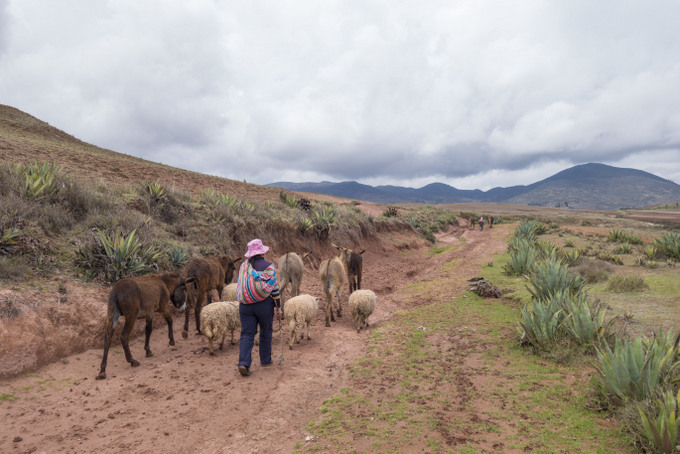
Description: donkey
180,255,242,339
331,243,365,294
96,272,197,380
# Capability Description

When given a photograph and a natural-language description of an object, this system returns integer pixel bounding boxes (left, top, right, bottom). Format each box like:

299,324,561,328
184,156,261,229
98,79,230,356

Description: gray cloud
1,0,679,190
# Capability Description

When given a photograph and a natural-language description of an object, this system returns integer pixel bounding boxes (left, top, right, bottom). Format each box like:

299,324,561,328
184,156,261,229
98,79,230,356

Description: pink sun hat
244,238,269,258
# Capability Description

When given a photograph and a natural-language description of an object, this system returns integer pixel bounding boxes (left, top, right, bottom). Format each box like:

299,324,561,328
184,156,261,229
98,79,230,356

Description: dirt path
0,224,509,453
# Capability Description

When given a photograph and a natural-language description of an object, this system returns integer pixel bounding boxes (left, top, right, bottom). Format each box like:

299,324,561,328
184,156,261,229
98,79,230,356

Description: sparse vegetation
606,275,650,293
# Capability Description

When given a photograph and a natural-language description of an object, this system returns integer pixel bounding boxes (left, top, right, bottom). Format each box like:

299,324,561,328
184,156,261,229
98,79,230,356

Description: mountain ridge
269,163,680,209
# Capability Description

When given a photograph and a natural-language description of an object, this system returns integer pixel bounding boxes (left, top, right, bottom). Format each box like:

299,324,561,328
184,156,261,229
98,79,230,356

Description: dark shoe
238,366,250,376
261,361,273,367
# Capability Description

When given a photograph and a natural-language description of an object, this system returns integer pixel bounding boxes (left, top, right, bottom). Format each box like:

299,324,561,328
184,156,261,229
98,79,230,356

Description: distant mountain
268,163,680,209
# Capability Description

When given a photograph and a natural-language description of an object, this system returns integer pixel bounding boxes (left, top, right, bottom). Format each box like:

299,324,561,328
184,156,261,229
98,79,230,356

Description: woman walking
235,239,281,376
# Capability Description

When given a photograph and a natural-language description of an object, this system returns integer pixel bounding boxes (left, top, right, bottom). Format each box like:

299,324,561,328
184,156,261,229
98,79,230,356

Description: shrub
597,252,624,265
279,191,297,208
564,239,575,248
382,206,399,218
0,296,24,320
606,275,649,293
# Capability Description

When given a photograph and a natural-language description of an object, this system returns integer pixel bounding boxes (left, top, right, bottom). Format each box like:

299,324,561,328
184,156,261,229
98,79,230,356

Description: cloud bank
1,0,679,190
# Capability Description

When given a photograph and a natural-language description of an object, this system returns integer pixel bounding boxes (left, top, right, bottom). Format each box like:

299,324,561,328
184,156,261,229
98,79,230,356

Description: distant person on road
236,239,281,377
478,217,485,231
489,216,495,228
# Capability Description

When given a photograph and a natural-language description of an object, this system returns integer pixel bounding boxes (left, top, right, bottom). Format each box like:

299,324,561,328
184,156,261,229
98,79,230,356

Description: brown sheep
319,250,346,327
96,272,198,380
277,251,311,306
180,255,242,339
331,243,365,294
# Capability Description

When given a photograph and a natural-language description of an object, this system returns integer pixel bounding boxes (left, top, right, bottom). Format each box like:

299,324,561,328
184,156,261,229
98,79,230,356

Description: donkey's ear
358,250,365,255
331,243,339,250
186,277,198,289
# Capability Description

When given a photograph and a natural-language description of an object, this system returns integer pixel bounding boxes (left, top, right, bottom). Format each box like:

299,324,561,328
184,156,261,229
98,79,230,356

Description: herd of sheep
96,243,377,379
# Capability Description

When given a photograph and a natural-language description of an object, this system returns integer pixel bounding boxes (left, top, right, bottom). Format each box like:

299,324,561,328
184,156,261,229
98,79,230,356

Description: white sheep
284,294,319,350
199,300,240,355
221,283,237,302
348,289,376,333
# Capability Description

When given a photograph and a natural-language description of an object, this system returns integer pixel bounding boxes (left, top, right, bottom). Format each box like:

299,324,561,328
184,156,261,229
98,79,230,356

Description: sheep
319,253,346,327
330,243,364,294
348,289,376,333
221,283,237,302
200,300,240,355
277,251,311,306
96,272,198,380
180,255,242,339
283,294,319,349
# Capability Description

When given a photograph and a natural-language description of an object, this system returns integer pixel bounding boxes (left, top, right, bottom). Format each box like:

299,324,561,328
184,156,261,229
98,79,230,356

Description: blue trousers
238,299,274,368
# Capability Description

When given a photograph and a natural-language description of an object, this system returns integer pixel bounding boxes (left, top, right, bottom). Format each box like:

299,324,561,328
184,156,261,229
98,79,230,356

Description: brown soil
0,222,512,453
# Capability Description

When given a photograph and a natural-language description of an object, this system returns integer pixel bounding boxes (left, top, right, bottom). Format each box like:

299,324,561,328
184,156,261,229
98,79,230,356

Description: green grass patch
300,258,632,453
0,393,19,402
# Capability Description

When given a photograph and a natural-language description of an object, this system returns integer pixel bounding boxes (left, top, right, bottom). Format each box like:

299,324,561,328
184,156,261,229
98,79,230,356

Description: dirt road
0,224,509,453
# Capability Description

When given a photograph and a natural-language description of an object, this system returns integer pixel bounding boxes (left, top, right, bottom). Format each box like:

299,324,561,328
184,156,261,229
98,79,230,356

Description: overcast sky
1,1,679,190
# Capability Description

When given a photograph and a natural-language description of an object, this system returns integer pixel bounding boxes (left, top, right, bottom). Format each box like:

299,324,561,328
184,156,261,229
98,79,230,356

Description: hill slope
270,163,680,209
0,104,284,203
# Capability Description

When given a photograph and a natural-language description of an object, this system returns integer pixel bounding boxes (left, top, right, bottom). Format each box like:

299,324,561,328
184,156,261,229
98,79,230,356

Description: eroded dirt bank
0,224,508,453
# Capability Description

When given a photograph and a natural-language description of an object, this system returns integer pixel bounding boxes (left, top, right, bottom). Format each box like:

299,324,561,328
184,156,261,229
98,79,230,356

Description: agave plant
298,217,313,233
562,294,610,345
516,299,562,350
514,220,541,242
504,238,536,276
312,205,337,238
535,241,558,261
525,258,586,302
593,329,680,404
0,227,22,255
76,229,161,283
618,242,632,254
97,229,162,282
654,233,680,261
608,229,625,243
168,246,189,268
639,388,680,454
142,181,166,201
558,248,581,266
16,160,62,200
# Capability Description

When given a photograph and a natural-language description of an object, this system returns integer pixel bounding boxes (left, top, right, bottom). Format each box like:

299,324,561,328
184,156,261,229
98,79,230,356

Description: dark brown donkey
180,256,242,338
331,243,365,294
96,272,197,380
